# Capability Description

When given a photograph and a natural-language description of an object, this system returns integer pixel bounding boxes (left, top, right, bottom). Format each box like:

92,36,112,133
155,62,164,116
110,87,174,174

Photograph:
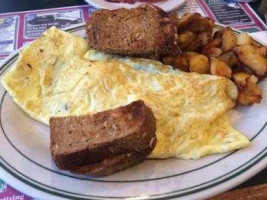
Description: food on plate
71,151,151,176
234,45,267,77
237,33,253,46
210,57,232,79
177,13,214,51
177,13,214,33
202,38,223,57
162,54,189,71
177,31,197,51
189,54,209,74
2,27,250,160
257,46,267,57
86,4,178,58
232,73,262,105
161,13,267,105
50,100,156,176
214,27,237,52
85,6,266,105
218,51,239,68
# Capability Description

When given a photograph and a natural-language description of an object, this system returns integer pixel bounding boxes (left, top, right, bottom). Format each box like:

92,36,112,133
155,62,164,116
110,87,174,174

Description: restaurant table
0,0,266,199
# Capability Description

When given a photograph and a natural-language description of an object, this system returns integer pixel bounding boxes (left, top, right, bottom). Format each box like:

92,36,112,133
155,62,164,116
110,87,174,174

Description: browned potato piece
206,38,222,48
233,62,255,75
173,55,189,71
178,31,197,51
177,13,214,51
168,12,180,27
163,52,199,70
234,45,267,76
185,39,202,51
163,55,189,72
251,40,260,47
256,46,267,57
178,13,202,32
197,31,212,47
184,52,199,61
237,84,262,105
234,74,262,105
214,27,237,52
237,33,252,46
203,47,222,57
210,57,232,78
232,72,261,105
232,72,251,87
189,55,209,74
178,13,215,33
162,56,175,66
181,31,212,51
188,18,215,33
222,28,237,52
202,38,222,57
247,74,258,84
218,51,239,68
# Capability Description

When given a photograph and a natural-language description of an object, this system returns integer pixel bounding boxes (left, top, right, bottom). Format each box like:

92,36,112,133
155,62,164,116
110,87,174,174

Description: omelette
2,27,250,159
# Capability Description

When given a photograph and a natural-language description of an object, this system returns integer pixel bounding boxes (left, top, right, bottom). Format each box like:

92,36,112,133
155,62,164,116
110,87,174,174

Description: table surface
0,0,266,197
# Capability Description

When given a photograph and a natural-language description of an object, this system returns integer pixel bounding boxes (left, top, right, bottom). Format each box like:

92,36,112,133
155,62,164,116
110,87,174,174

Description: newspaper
0,1,266,199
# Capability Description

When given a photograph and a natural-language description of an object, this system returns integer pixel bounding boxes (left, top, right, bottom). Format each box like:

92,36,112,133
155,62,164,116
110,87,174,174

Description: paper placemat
0,1,266,199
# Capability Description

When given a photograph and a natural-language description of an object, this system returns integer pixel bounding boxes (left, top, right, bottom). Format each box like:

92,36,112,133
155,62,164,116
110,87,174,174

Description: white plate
84,0,186,12
0,24,267,200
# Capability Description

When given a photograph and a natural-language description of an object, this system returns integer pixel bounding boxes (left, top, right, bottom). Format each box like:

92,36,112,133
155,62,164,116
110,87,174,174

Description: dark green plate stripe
1,144,267,199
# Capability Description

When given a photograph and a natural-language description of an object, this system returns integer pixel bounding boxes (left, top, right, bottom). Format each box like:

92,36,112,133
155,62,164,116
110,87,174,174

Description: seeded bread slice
86,4,178,58
71,146,154,176
50,100,156,170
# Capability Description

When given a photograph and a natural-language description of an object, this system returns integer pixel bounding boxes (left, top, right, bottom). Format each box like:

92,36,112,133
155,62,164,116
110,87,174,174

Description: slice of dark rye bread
71,147,153,176
85,4,178,58
50,100,157,171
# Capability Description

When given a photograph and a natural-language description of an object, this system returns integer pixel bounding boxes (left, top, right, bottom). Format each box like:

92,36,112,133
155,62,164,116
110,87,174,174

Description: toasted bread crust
86,4,178,58
71,146,154,176
50,100,156,170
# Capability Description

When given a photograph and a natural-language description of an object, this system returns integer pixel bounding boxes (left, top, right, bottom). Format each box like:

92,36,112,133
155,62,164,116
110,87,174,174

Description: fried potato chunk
214,27,237,52
202,38,222,57
234,45,267,76
210,57,232,78
198,31,212,47
163,55,189,72
189,55,209,74
168,12,180,27
183,51,199,60
222,28,237,52
187,17,214,33
177,13,214,51
233,73,262,105
218,51,239,68
237,33,253,46
232,72,252,86
178,13,202,32
178,31,197,51
256,46,267,57
203,47,222,57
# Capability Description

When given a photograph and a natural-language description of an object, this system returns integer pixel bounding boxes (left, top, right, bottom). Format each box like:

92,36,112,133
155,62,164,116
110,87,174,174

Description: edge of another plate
84,0,187,12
